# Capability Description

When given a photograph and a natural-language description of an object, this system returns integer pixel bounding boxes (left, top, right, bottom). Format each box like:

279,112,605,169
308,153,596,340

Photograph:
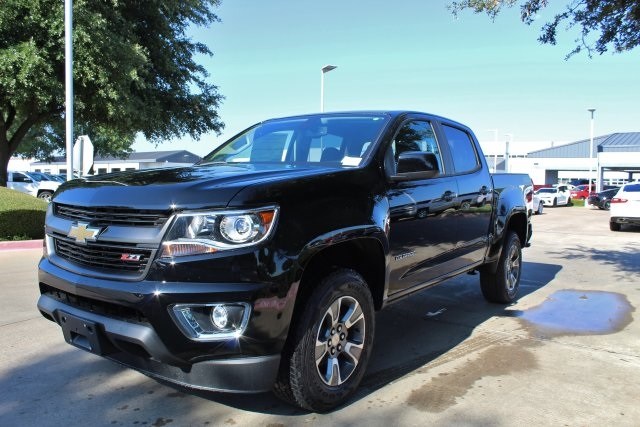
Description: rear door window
441,125,479,174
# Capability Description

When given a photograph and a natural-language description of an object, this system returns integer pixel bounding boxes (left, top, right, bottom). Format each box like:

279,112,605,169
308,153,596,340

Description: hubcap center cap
331,333,340,347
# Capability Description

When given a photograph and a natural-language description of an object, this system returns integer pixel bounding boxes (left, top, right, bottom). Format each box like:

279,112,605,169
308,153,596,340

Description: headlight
160,206,278,258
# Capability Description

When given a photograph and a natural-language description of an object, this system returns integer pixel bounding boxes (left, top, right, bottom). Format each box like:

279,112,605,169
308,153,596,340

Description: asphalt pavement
0,205,639,426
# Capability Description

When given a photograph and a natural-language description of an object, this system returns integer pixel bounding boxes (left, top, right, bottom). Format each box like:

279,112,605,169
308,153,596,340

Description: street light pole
586,108,596,208
504,133,513,173
64,0,74,180
486,129,498,172
320,65,337,112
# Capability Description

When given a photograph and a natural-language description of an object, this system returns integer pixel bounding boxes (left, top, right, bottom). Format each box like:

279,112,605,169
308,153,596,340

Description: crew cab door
439,123,493,266
385,119,460,295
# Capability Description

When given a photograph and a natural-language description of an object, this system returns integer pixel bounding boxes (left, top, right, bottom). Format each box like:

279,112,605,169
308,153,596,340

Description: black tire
552,198,557,207
38,191,53,202
536,203,543,215
567,197,572,206
273,269,375,412
480,231,522,303
604,201,611,210
610,221,621,231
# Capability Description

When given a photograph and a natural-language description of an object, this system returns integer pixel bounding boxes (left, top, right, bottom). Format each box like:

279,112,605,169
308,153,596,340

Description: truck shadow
182,260,561,414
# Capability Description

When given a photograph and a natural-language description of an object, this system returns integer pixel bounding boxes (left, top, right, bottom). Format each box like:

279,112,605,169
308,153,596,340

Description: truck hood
53,164,345,210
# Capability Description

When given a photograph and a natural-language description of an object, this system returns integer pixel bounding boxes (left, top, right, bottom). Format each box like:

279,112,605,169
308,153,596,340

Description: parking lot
1,205,639,426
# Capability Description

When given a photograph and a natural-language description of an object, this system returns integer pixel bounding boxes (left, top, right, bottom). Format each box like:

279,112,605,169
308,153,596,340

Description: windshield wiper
199,161,228,166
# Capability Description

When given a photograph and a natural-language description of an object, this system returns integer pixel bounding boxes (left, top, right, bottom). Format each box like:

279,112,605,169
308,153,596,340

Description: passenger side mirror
390,152,439,182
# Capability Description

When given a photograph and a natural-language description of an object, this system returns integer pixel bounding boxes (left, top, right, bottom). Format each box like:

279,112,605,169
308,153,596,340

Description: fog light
211,305,229,329
170,303,251,341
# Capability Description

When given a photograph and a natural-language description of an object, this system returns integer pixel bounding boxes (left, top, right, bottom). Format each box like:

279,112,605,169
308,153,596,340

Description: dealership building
489,132,640,189
23,150,201,175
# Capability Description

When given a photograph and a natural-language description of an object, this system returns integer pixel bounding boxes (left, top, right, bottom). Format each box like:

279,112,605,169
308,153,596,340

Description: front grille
54,203,171,227
53,234,153,275
40,284,148,325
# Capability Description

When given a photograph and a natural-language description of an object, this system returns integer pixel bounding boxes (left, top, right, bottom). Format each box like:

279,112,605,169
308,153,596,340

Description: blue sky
133,0,640,156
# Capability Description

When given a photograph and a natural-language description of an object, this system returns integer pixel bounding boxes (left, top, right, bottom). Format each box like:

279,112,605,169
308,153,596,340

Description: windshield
200,114,390,168
26,172,45,182
537,188,556,194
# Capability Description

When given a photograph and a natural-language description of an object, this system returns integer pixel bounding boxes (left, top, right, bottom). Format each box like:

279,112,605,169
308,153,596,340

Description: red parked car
570,184,596,200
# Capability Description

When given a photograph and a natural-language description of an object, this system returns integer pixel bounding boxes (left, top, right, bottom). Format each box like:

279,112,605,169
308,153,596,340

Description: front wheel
38,191,53,203
480,231,522,303
536,203,543,215
274,269,375,412
552,197,557,207
610,221,621,231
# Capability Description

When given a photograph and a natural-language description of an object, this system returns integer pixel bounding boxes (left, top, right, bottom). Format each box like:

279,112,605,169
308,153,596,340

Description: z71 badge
120,254,143,262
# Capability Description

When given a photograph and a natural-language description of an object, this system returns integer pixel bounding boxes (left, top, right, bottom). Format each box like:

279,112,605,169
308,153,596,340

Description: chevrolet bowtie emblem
67,222,101,245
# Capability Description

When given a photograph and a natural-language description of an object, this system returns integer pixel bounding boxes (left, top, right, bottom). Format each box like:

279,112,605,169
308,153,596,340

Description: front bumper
37,294,279,392
37,257,292,392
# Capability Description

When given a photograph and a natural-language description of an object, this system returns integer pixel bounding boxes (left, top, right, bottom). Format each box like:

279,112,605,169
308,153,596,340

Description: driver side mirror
390,152,439,182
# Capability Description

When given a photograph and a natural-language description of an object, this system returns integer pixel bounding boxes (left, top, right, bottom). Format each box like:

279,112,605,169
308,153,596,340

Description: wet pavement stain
407,343,537,413
514,290,634,337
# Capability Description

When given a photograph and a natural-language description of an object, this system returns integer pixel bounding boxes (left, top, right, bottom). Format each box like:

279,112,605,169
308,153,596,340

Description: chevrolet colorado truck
37,111,531,411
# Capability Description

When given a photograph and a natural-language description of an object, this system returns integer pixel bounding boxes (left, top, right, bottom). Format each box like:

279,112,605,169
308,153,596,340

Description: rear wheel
610,221,621,231
274,269,375,412
480,231,522,303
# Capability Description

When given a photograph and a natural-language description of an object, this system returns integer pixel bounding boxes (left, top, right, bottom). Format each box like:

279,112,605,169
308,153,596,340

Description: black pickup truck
37,111,531,411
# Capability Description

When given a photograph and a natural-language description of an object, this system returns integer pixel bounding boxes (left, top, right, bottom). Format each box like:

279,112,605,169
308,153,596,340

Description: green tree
449,0,640,57
0,0,224,186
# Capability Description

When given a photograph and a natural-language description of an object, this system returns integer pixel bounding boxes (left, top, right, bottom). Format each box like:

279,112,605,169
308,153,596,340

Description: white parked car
24,171,61,202
532,193,543,215
7,171,39,197
535,185,571,207
609,182,640,231
6,170,60,202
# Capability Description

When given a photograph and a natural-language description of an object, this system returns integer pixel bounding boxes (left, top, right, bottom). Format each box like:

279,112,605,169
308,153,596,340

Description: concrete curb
0,239,43,251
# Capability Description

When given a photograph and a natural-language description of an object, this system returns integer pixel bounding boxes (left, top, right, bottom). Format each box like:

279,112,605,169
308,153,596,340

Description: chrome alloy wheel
506,243,521,293
314,296,365,386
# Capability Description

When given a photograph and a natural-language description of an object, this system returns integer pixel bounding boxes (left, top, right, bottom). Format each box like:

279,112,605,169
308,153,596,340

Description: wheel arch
484,210,529,274
295,237,387,315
